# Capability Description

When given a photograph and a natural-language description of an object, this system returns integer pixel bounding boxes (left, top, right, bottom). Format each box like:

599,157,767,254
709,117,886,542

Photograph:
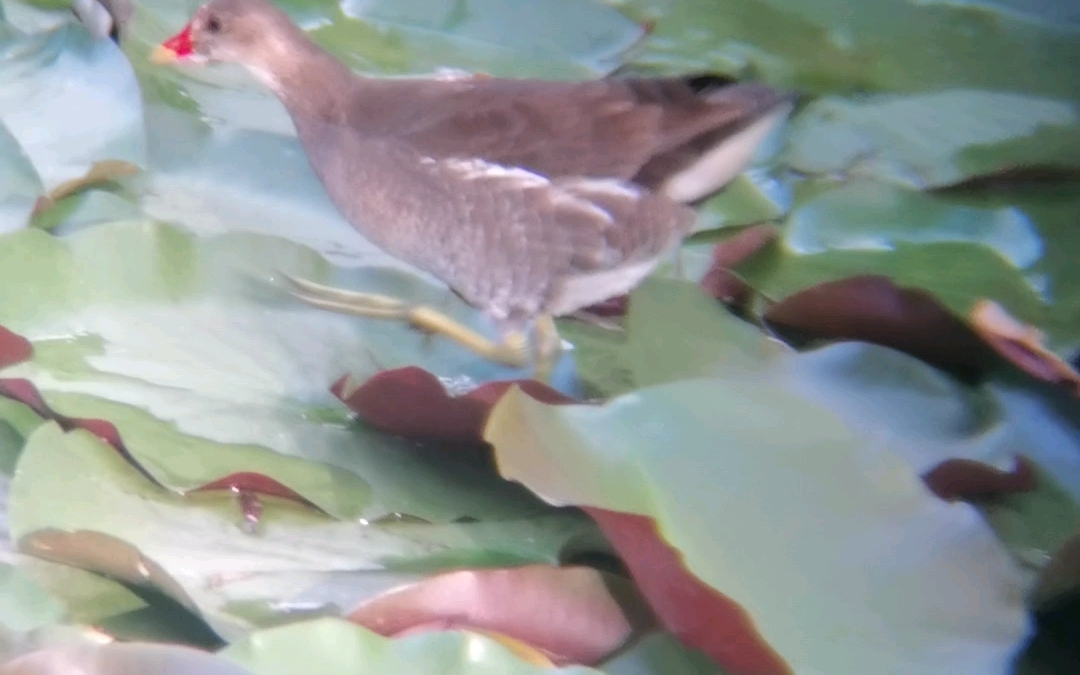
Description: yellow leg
281,273,530,369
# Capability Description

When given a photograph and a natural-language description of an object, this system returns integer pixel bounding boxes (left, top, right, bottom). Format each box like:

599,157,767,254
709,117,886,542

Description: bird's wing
355,76,790,194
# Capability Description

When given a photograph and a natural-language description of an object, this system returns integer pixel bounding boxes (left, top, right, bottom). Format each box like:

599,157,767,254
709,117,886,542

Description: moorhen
151,0,793,380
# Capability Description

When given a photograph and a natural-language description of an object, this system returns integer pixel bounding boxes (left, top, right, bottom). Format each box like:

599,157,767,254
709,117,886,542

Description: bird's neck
242,29,368,127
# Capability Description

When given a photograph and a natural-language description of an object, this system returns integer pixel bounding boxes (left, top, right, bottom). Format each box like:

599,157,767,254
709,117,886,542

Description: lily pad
734,181,1080,350
486,365,1032,673
615,0,1080,99
0,17,146,192
0,222,580,522
781,90,1080,189
222,617,601,674
8,422,592,640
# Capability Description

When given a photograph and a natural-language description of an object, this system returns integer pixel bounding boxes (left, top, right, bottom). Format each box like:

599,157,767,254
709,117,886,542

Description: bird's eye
206,15,222,33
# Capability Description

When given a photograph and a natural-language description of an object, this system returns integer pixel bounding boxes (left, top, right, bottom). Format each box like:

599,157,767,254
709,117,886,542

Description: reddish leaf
921,455,1038,502
0,378,319,511
332,366,577,443
0,377,156,485
0,325,33,369
192,472,319,512
762,275,994,381
584,508,791,675
968,299,1080,396
700,224,778,307
347,564,646,665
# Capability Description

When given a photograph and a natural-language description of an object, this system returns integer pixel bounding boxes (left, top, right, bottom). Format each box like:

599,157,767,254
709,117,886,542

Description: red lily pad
332,366,577,443
761,275,994,381
584,507,791,675
921,455,1038,502
0,325,33,369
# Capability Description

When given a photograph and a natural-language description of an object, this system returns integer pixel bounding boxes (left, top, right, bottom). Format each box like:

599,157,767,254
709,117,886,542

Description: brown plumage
151,0,793,378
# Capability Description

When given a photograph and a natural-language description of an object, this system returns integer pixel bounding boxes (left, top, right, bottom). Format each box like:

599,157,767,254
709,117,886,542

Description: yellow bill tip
148,45,178,65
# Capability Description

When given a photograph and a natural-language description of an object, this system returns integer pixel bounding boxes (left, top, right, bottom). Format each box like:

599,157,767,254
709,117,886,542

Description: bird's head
150,0,297,70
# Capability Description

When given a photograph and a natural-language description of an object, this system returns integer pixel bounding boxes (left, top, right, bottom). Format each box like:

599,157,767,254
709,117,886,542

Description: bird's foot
281,273,533,372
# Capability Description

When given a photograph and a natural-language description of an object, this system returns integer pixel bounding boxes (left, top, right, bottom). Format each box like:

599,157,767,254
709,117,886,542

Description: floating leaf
781,91,1080,189
762,275,994,381
484,365,1038,674
333,367,575,443
0,223,579,522
584,509,787,675
337,0,645,78
558,277,784,397
0,19,146,191
221,617,603,674
616,0,1080,99
8,423,593,640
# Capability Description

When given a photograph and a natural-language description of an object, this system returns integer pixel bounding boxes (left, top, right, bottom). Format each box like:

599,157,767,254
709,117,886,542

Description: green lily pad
0,563,65,632
222,617,599,674
735,180,1080,353
692,170,791,233
8,423,591,640
0,222,582,522
335,0,645,78
0,18,146,192
558,277,783,397
484,340,1080,674
781,90,1080,189
616,0,1080,99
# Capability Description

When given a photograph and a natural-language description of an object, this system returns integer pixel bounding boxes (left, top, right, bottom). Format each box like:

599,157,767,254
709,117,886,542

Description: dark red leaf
0,377,154,484
193,472,318,510
584,508,791,675
0,325,33,369
700,224,778,307
333,366,577,443
922,455,1037,502
762,275,994,381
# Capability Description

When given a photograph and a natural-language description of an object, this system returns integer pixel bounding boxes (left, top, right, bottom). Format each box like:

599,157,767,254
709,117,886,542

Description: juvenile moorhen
151,0,793,380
